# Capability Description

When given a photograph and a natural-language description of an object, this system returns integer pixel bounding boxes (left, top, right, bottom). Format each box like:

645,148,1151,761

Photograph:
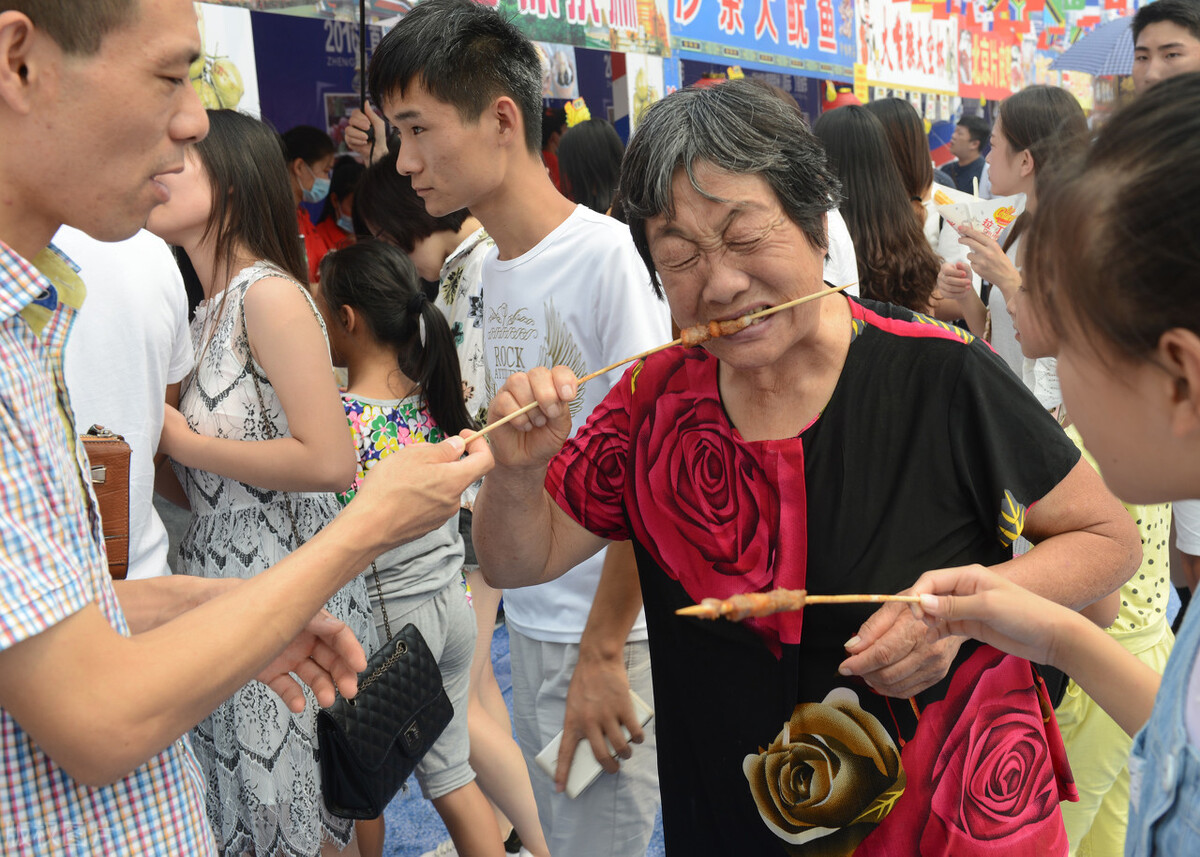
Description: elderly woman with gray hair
473,79,1139,856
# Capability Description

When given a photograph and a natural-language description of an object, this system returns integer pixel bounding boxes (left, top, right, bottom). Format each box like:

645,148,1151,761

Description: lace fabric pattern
175,262,377,856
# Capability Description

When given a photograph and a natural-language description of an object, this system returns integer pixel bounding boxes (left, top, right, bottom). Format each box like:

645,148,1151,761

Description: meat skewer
674,588,921,621
465,282,855,443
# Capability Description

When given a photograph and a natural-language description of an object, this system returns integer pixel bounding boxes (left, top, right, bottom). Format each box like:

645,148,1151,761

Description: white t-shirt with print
60,227,192,580
483,205,671,643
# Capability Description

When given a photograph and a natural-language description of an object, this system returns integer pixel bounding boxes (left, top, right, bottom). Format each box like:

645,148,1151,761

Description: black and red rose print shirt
545,298,1082,856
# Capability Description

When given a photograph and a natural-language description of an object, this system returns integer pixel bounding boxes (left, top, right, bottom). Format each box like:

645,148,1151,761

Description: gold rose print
996,489,1027,548
744,688,905,856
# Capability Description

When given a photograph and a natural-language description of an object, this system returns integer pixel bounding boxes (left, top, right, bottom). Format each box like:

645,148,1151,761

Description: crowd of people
3,0,1200,855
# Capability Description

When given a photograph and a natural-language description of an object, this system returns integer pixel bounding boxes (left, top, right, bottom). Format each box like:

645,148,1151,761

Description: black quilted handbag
317,562,454,819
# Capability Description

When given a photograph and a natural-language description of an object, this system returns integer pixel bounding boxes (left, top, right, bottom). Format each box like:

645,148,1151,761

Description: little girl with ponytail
316,241,503,857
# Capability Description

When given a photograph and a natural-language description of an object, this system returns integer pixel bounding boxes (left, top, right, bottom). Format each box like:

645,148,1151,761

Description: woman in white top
937,86,1087,407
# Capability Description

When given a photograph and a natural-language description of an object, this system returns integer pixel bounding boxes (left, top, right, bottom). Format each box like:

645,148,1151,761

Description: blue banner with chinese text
670,0,856,79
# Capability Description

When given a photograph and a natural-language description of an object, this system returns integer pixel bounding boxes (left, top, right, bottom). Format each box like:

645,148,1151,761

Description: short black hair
320,155,365,222
280,125,335,165
557,119,624,214
956,115,991,149
1134,0,1200,43
368,0,543,153
5,0,135,55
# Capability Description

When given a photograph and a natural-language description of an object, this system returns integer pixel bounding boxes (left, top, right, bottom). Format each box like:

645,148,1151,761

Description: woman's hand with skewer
485,365,580,470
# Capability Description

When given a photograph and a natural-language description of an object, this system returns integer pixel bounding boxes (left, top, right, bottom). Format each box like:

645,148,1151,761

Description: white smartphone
534,690,654,799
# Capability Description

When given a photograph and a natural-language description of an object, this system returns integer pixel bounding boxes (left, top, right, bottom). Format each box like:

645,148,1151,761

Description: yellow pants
1055,619,1174,857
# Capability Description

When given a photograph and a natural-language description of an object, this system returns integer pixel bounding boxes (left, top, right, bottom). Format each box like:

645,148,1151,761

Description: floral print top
337,392,443,506
545,298,1083,856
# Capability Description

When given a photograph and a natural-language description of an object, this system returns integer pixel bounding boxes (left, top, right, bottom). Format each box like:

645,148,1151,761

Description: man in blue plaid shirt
0,2,493,853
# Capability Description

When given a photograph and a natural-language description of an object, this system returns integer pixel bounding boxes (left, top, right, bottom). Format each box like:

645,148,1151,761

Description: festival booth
859,0,960,125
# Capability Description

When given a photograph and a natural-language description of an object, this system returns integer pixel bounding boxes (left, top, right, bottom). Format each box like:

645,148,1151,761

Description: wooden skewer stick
675,589,920,621
464,282,855,444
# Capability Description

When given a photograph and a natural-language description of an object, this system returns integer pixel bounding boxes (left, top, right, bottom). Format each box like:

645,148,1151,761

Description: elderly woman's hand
837,595,964,698
486,365,580,470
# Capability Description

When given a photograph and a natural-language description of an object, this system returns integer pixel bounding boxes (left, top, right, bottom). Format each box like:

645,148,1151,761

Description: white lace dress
175,262,376,856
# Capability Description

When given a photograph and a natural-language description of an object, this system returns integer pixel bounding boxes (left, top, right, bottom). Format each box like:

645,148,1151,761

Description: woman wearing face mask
281,124,337,284
313,156,364,255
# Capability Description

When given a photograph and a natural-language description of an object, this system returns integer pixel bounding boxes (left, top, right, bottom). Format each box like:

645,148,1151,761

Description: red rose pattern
548,348,810,651
858,646,1077,856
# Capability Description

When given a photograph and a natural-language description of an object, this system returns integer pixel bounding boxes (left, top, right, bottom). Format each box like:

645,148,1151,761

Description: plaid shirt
0,240,213,855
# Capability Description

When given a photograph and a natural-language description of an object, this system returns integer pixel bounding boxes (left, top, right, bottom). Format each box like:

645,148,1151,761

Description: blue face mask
302,163,331,204
336,213,355,234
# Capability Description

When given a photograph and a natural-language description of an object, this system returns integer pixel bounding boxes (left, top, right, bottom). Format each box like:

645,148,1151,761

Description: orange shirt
297,206,333,284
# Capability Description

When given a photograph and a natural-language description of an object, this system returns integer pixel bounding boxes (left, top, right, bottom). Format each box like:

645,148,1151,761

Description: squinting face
383,83,501,218
1133,21,1200,93
646,163,828,372
37,0,208,243
145,149,212,248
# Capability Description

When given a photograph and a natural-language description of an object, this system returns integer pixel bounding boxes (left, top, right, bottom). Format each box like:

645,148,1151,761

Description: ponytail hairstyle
995,85,1089,247
319,241,475,436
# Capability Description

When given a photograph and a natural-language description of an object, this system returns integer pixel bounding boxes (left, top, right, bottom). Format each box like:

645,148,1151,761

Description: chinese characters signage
862,0,957,93
671,0,856,79
958,29,1015,100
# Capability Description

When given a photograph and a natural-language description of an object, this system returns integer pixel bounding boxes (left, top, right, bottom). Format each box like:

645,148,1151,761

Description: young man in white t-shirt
370,3,668,854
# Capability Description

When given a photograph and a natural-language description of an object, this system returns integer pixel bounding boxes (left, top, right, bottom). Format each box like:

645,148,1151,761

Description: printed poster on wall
671,0,857,79
250,11,383,153
193,3,261,117
613,52,665,137
958,28,1016,100
535,42,582,100
861,0,956,93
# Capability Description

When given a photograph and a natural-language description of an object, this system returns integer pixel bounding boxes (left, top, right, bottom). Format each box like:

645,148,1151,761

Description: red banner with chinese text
958,29,1015,99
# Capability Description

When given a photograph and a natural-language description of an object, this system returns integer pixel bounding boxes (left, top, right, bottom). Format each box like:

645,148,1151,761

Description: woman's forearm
173,433,356,494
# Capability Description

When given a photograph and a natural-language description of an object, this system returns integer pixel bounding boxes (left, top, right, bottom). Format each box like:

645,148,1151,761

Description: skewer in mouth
465,282,855,444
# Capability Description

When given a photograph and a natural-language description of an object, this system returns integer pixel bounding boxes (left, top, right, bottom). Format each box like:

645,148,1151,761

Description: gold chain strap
354,635,409,698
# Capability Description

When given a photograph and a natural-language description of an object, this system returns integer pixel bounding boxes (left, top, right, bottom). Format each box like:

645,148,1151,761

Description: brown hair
996,86,1089,246
4,0,136,55
1024,73,1200,361
864,97,934,223
813,105,941,313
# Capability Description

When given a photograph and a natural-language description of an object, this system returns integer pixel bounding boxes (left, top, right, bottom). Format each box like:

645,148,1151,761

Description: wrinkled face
646,163,828,372
37,0,209,242
1133,21,1200,93
985,115,1025,197
383,82,501,218
145,148,211,248
949,124,978,161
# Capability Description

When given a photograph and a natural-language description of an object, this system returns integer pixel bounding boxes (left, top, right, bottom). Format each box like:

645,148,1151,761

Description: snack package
932,185,1024,241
